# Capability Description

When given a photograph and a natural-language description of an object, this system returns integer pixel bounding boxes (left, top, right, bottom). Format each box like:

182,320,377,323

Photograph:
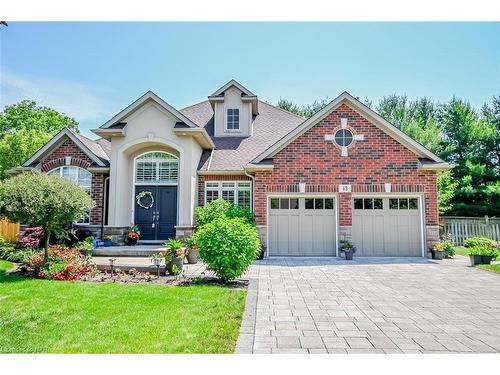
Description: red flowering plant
17,226,44,249
126,225,141,244
25,244,97,281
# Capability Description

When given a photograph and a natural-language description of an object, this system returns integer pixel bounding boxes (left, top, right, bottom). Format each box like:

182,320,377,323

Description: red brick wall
254,103,438,227
40,138,107,225
197,174,252,206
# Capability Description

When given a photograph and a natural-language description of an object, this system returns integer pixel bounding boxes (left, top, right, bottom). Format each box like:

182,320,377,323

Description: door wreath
136,191,154,209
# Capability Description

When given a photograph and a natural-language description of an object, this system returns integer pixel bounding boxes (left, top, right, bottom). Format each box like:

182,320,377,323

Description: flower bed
21,245,97,281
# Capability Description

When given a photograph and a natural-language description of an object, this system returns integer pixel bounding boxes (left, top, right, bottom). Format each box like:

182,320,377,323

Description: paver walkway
236,256,500,354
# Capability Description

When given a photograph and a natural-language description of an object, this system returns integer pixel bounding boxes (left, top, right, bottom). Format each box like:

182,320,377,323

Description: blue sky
1,22,499,137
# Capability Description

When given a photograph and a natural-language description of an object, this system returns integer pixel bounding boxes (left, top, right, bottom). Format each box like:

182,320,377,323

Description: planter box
166,256,184,275
344,251,354,260
469,254,482,266
433,251,443,260
186,248,199,264
481,255,493,265
103,240,113,247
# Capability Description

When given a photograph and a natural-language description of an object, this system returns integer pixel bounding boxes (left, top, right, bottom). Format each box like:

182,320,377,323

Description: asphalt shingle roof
180,100,304,171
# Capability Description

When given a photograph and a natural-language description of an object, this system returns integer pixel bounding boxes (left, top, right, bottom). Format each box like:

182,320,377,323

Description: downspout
244,169,255,213
100,176,110,240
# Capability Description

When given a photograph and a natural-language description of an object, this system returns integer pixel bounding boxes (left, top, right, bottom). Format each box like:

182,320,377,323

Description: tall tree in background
276,98,329,119
0,100,79,179
376,95,442,154
439,97,499,216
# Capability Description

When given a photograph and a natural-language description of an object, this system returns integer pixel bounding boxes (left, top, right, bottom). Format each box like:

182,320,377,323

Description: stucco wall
107,101,203,228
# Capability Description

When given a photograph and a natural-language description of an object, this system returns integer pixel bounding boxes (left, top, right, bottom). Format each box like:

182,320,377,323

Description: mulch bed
6,264,248,289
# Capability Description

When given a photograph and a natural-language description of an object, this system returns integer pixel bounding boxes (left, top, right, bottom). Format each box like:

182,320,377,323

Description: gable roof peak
209,79,256,97
22,127,109,167
96,90,200,130
252,90,449,166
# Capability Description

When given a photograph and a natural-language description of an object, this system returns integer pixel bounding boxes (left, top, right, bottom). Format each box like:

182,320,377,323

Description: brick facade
253,103,438,230
41,138,107,226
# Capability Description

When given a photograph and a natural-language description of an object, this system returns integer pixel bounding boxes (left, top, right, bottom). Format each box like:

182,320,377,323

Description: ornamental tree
0,172,94,260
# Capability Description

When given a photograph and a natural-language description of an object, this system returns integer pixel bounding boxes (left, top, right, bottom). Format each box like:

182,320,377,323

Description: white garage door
352,197,423,257
268,197,337,256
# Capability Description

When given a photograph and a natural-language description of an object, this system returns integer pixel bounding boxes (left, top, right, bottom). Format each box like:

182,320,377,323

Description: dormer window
226,108,240,131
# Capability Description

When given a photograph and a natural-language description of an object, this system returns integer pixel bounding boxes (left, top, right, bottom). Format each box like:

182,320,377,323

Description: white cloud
0,70,111,123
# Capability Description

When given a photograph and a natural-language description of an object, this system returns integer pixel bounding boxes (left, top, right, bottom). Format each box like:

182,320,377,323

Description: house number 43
339,184,352,193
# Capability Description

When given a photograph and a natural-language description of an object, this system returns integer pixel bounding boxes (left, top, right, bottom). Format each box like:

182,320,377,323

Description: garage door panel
269,197,336,256
288,214,300,256
353,197,422,257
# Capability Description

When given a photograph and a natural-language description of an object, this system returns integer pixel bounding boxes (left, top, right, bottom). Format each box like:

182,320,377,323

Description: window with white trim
135,152,178,184
205,181,252,210
48,166,92,192
48,166,92,223
226,108,240,131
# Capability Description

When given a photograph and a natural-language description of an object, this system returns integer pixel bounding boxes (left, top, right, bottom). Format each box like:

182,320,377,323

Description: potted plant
340,242,356,260
126,225,140,246
184,236,198,264
103,235,113,247
464,237,498,265
74,237,94,257
431,243,444,260
480,246,498,265
164,238,185,275
468,246,484,266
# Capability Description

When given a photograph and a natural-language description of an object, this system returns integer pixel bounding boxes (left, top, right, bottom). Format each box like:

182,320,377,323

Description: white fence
441,216,500,245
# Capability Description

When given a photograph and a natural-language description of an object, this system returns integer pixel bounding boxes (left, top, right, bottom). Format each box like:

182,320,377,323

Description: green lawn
454,247,468,257
477,264,500,274
0,261,246,353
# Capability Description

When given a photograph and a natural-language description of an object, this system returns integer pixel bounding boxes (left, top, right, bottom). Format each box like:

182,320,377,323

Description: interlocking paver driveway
236,256,500,354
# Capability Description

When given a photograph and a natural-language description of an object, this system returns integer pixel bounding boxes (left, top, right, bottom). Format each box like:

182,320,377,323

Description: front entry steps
92,245,164,257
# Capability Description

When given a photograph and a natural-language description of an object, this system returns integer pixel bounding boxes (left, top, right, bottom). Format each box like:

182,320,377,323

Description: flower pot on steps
186,248,199,264
166,256,184,275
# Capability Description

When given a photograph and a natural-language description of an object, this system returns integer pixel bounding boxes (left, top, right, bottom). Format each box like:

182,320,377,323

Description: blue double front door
134,186,177,241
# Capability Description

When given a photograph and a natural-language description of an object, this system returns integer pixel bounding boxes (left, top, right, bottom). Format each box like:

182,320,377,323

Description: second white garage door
352,196,423,257
268,197,337,256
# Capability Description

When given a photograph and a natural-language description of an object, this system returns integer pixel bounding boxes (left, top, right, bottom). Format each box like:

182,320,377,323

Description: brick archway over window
41,157,92,172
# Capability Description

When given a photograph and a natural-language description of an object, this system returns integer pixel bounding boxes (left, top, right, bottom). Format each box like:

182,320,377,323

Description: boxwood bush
195,198,255,227
194,217,261,282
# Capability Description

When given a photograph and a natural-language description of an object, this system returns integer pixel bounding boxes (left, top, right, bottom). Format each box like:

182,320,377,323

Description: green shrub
464,237,497,248
194,217,261,282
226,205,255,225
468,245,498,259
441,240,455,258
195,198,255,227
0,235,17,260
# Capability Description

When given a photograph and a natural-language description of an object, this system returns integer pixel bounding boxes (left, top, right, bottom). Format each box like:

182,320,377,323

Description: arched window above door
135,151,179,184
